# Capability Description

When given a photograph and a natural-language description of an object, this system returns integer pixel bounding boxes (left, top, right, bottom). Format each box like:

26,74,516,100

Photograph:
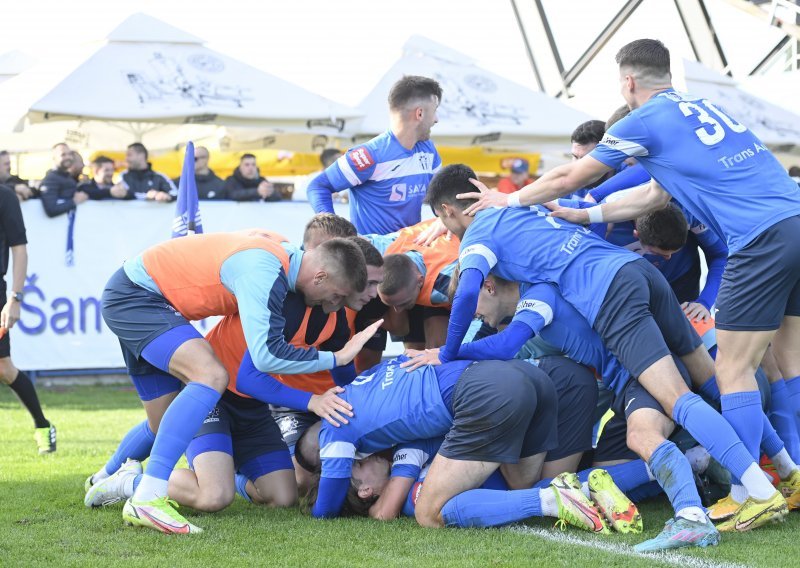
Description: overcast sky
0,0,789,120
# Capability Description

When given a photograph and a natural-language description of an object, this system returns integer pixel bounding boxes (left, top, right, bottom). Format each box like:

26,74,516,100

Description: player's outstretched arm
459,156,612,215
551,180,671,225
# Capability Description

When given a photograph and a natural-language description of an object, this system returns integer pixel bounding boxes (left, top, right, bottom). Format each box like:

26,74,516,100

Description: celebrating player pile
83,44,800,555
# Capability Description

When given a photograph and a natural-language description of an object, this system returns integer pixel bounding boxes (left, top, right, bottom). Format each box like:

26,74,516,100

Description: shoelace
554,519,567,532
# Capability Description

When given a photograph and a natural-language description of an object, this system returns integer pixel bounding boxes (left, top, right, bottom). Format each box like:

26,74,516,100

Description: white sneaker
84,460,142,508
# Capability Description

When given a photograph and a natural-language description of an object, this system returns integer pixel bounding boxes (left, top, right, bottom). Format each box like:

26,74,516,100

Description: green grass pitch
1,384,797,567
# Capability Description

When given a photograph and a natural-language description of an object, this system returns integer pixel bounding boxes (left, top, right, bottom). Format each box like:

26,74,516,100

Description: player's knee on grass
253,470,298,508
414,492,445,528
193,483,235,512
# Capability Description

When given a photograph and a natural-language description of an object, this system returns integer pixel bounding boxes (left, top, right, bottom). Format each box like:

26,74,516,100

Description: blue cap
510,158,529,173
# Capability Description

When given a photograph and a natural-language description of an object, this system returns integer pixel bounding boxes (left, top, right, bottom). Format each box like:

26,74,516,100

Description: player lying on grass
294,355,638,533
98,229,375,534
411,164,793,537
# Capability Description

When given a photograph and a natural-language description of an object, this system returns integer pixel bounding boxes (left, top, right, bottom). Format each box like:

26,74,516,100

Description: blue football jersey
318,357,469,479
591,90,800,254
516,282,630,395
325,131,441,234
459,206,639,324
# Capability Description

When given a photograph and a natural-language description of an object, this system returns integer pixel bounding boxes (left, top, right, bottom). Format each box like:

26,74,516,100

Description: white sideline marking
510,526,750,568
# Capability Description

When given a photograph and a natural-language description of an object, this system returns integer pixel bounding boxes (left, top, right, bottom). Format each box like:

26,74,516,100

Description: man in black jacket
119,143,176,202
78,156,129,200
0,151,32,202
39,143,89,218
172,146,225,200
0,184,56,454
223,153,280,202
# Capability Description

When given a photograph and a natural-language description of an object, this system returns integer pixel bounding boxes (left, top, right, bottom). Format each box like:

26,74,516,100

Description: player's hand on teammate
550,206,591,225
682,301,711,323
308,386,353,427
400,348,441,371
334,319,384,367
413,218,449,247
457,178,508,216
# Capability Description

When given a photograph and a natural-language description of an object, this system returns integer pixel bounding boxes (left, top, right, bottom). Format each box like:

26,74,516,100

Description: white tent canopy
0,13,360,152
676,59,800,151
353,35,593,150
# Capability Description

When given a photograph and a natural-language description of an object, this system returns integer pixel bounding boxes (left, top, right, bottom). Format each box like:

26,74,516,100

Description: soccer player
99,231,374,533
420,163,791,534
307,75,442,235
0,185,56,454
436,269,723,550
362,218,459,349
298,356,627,533
461,39,800,524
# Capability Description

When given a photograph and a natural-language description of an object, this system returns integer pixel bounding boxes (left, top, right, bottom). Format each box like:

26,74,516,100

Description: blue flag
172,141,203,238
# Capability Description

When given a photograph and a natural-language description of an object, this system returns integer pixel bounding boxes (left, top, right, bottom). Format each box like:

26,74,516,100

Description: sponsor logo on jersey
349,147,375,171
390,183,426,202
393,452,407,463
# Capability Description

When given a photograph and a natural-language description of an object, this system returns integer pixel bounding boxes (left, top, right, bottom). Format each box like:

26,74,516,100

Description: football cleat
84,474,94,493
634,516,719,553
776,469,800,511
550,472,609,534
717,491,788,532
34,425,56,455
588,469,642,533
707,494,741,522
123,497,202,534
84,460,142,508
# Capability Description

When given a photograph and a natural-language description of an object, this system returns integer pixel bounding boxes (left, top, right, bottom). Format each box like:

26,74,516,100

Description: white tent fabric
0,50,35,84
353,35,593,150
0,13,360,152
677,59,800,151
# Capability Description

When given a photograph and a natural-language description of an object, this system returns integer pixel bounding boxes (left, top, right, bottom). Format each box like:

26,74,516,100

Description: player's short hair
379,254,418,297
635,203,688,251
320,148,342,168
348,236,384,268
317,238,367,292
127,142,148,160
425,163,480,213
571,120,605,145
606,105,631,131
302,213,357,247
388,75,443,112
616,39,671,86
92,155,114,168
240,153,256,163
789,165,800,177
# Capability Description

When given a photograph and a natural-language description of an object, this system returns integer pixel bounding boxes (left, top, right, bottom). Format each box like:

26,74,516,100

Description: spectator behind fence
39,143,89,218
223,153,280,202
68,152,90,184
496,158,533,194
173,145,225,200
0,151,32,202
119,143,177,202
78,156,128,200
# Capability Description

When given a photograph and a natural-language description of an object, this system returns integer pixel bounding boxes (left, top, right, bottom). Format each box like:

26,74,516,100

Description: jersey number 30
679,99,747,146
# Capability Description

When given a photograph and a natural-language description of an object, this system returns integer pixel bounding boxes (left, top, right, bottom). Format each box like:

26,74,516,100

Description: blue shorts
440,360,558,463
536,356,597,461
101,267,201,376
611,355,692,420
594,259,702,378
186,392,292,482
716,215,800,331
270,407,320,456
